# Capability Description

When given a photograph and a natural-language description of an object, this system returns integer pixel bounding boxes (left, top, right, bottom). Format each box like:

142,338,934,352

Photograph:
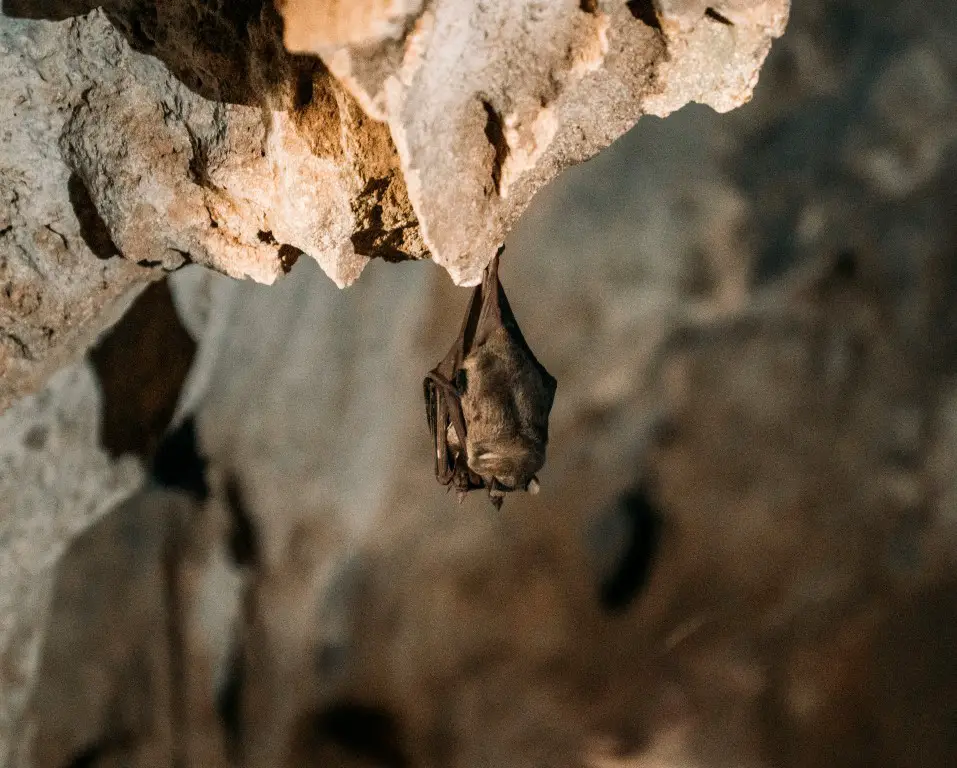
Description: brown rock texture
0,4,790,748
0,0,416,413
280,0,788,284
0,0,787,413
19,0,957,767
0,363,143,767
15,0,957,767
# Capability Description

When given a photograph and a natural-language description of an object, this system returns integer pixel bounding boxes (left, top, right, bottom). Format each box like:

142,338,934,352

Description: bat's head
446,420,542,492
467,439,544,491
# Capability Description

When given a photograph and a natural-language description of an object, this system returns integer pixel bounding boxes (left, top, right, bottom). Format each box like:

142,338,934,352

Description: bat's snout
468,445,543,495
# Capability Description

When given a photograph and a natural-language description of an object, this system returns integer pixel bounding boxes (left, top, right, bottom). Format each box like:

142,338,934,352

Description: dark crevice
107,2,161,58
89,278,197,460
68,173,121,260
152,417,209,501
187,131,211,188
64,742,106,768
350,177,412,262
599,485,662,612
1,0,97,21
704,7,734,25
278,244,303,273
216,648,245,765
579,0,599,13
295,68,315,109
481,99,509,197
831,248,858,281
23,425,48,450
311,702,409,768
257,229,276,244
124,7,158,52
5,0,280,105
43,224,68,249
350,203,385,255
216,471,259,763
1,331,32,360
626,0,662,31
224,473,260,568
220,0,263,33
0,225,12,237
63,735,133,768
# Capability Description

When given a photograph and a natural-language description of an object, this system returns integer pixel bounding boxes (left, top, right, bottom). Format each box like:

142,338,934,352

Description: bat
424,246,557,508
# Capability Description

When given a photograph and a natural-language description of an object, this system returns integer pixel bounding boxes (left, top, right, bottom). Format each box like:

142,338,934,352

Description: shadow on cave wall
2,0,319,105
15,0,957,764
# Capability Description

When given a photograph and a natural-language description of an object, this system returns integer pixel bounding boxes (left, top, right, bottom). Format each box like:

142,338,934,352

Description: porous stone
0,1,427,411
23,2,957,767
0,1,800,766
0,1,788,413
0,362,142,767
281,0,789,284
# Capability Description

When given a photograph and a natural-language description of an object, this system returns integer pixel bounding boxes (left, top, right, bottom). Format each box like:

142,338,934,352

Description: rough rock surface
0,1,414,412
280,0,788,284
0,0,787,412
10,0,957,767
0,362,142,767
20,0,957,767
0,3,788,759
0,1,791,740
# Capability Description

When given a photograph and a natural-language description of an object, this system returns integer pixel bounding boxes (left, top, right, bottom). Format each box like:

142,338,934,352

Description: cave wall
0,3,791,759
16,0,957,766
0,0,787,412
0,2,790,759
6,0,957,766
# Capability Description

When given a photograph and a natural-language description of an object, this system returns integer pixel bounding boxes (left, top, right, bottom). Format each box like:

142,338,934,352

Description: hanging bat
424,247,557,508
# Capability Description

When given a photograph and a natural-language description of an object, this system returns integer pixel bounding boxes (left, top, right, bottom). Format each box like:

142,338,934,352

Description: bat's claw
488,479,506,510
526,476,540,495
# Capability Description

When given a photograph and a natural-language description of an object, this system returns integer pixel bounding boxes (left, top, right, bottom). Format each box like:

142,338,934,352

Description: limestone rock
22,2,957,766
0,0,786,410
281,0,789,284
0,362,143,767
0,1,423,412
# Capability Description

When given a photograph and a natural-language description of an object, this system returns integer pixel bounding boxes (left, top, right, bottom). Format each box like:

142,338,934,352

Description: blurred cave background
17,0,957,766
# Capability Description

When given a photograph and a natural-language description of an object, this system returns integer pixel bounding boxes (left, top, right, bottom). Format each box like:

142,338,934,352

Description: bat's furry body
424,249,557,507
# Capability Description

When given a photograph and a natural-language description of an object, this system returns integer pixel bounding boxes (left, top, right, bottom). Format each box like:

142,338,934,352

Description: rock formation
50,3,957,768
0,0,787,411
